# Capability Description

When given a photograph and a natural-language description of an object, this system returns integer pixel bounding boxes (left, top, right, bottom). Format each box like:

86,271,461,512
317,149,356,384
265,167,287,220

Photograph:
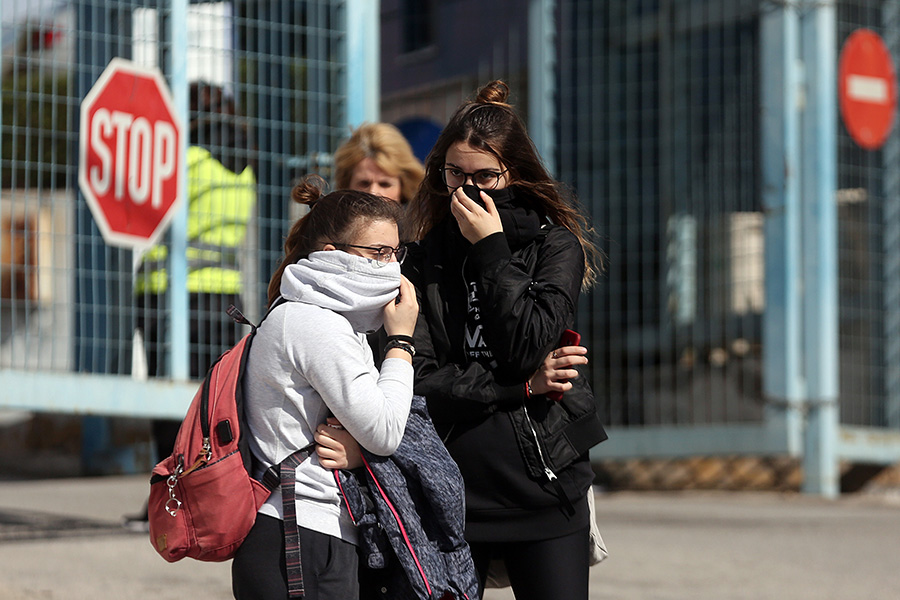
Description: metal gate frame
0,0,379,418
558,1,900,498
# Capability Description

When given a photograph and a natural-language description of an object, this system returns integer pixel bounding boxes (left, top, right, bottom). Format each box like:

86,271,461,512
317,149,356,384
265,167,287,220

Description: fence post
73,0,131,474
885,0,900,431
346,0,380,126
760,3,805,456
528,0,556,176
800,1,840,498
166,0,190,381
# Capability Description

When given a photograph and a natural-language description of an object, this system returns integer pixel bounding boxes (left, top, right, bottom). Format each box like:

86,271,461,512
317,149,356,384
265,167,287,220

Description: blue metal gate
557,0,900,497
1,0,373,420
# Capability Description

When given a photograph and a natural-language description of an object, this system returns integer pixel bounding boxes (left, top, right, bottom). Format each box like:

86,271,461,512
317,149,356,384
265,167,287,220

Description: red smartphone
546,329,582,402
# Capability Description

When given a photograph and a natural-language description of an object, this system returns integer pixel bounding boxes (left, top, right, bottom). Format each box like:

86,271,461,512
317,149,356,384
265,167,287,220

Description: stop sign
839,29,897,151
78,58,184,248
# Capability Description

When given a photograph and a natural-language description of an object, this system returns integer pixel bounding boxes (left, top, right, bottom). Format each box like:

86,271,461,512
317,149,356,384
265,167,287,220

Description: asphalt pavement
1,475,899,599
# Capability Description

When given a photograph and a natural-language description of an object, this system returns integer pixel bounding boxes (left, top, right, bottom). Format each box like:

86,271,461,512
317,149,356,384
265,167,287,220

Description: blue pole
75,1,123,474
528,0,556,176
168,0,189,381
885,0,900,430
760,4,805,455
346,0,380,127
800,0,839,498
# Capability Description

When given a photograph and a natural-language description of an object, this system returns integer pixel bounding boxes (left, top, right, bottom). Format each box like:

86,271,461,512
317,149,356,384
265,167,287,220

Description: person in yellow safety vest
133,144,256,297
126,83,256,531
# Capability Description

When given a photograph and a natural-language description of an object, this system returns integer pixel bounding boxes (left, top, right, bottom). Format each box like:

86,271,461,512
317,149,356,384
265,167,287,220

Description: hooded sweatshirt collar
280,250,401,334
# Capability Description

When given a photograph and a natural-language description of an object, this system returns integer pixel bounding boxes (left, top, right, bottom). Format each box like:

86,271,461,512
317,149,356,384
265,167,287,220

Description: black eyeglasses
333,243,407,265
440,166,508,190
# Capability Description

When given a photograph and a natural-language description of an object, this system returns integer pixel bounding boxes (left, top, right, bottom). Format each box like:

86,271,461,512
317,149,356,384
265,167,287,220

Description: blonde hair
334,123,425,205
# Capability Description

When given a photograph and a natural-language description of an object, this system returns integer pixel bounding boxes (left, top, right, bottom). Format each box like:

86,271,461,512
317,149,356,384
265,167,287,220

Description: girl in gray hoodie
232,177,418,600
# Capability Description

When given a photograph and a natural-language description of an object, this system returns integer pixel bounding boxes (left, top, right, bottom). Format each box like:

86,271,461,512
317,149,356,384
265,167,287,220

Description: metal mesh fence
2,1,76,371
1,0,348,381
4,0,900,442
558,0,765,429
837,0,897,429
554,0,899,433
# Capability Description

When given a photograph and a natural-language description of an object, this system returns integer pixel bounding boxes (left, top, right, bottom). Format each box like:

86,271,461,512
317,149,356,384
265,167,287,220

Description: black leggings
469,526,591,600
232,514,359,600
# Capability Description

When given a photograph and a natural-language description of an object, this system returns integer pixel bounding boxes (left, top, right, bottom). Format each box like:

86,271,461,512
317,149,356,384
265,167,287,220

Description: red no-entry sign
78,58,184,248
839,29,897,151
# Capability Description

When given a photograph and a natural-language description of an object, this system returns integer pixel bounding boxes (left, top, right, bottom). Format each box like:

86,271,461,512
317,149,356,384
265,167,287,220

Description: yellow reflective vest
134,146,256,295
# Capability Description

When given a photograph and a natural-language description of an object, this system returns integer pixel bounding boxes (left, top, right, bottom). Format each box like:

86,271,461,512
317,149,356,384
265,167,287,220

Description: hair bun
291,174,328,207
475,80,510,105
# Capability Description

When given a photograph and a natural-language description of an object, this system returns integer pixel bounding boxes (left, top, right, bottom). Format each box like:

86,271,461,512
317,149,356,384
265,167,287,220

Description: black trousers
470,526,591,600
232,514,359,600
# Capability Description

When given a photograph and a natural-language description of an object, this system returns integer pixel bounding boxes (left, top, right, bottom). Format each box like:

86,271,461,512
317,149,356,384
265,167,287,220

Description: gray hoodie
244,250,413,545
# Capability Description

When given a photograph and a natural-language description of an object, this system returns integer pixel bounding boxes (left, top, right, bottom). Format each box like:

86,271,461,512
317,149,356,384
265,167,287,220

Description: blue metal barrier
0,0,369,472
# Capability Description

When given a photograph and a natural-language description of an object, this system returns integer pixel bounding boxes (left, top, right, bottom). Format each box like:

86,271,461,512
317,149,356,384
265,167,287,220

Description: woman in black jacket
404,80,607,600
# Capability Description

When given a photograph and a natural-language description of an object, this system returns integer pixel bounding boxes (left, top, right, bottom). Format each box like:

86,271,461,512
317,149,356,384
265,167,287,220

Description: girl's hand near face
451,187,503,244
315,418,362,470
383,275,418,338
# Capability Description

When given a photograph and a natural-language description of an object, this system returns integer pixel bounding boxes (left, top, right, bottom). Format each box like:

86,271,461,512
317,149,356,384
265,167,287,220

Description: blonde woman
334,122,425,205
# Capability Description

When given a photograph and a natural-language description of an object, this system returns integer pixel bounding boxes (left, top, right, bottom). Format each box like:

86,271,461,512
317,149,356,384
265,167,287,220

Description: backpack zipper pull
165,457,185,516
179,438,212,479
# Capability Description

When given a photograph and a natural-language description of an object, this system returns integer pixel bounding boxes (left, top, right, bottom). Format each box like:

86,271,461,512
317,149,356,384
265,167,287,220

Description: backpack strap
226,304,254,328
228,297,310,596
229,295,293,494
278,444,315,599
227,295,289,331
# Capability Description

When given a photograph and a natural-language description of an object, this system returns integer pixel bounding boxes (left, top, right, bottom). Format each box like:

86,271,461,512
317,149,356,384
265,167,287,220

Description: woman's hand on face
528,345,589,396
315,418,362,470
383,275,418,337
450,187,503,244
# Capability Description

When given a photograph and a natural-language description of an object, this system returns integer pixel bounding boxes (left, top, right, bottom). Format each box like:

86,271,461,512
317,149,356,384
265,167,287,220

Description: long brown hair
406,80,603,289
267,175,403,306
